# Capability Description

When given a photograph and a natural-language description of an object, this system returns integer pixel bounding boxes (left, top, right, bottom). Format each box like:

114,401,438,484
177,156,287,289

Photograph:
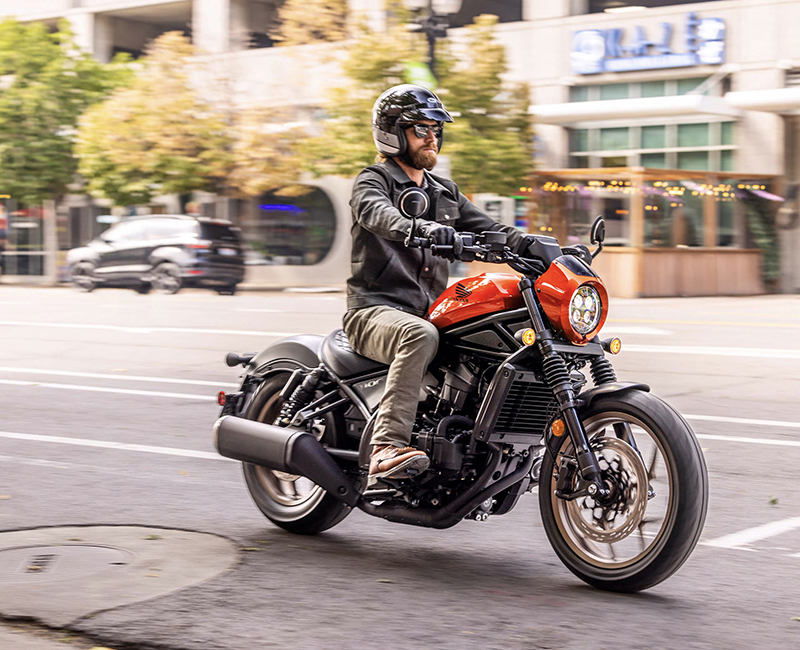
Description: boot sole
368,454,430,487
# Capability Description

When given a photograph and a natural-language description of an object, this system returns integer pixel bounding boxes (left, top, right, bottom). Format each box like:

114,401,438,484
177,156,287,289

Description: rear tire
216,285,237,296
151,262,182,294
242,373,352,535
539,390,708,592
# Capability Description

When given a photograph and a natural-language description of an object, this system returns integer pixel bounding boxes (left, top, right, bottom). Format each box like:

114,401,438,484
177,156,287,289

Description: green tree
77,32,233,206
302,11,533,195
0,19,130,205
437,14,533,196
271,0,349,46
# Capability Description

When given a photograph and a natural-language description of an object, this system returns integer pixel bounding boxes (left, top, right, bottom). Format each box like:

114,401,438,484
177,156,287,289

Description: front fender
576,382,650,409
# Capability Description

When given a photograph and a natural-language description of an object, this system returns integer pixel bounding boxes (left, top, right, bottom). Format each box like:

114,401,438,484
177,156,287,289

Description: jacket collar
384,158,456,199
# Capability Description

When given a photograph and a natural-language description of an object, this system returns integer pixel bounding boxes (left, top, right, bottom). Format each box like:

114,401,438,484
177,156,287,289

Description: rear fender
249,334,324,378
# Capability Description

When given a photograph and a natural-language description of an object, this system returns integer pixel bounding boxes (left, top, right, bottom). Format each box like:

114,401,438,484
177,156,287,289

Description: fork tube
518,279,606,491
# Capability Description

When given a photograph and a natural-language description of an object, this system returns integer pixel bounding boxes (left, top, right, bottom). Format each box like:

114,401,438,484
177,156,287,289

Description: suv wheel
71,263,97,292
152,263,182,295
216,285,237,296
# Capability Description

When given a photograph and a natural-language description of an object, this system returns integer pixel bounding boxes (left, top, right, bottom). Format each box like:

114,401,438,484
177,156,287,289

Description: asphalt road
0,285,799,650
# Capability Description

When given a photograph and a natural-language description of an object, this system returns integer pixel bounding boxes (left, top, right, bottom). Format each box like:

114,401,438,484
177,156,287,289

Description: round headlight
569,285,602,334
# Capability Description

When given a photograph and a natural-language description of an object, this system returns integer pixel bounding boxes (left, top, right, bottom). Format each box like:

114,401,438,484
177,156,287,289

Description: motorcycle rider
344,84,530,485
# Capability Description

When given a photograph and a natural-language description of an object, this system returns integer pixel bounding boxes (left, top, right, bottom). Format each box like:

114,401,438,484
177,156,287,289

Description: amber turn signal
601,337,622,355
551,419,566,437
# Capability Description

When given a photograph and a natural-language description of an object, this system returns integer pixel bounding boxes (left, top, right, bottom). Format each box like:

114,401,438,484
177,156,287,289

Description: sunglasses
407,123,443,139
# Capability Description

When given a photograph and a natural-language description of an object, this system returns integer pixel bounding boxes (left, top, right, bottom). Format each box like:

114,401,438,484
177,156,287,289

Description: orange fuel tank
429,273,525,329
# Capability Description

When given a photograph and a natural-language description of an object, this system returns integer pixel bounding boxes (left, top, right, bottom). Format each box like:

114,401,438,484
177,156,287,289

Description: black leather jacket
346,158,527,318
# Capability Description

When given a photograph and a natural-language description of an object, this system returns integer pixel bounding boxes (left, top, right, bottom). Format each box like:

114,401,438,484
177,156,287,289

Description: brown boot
368,445,430,486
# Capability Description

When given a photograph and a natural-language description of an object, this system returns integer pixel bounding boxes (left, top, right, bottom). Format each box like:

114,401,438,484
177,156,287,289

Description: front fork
519,278,610,500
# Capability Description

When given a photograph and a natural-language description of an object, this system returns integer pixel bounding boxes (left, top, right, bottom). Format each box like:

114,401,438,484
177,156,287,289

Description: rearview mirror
396,187,429,219
590,216,606,245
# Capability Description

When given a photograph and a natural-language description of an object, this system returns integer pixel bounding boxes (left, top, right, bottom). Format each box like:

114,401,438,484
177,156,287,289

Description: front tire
71,263,97,292
151,262,182,294
539,390,708,592
242,373,352,535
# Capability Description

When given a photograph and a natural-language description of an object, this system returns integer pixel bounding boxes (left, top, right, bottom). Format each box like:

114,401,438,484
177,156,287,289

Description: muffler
213,415,360,507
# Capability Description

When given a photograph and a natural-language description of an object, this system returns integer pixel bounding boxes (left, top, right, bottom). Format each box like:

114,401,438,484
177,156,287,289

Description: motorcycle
213,187,708,592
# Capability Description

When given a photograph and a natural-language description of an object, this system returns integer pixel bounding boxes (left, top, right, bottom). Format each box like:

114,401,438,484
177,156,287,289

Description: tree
0,19,130,205
271,0,349,47
302,10,533,196
298,4,429,178
77,32,233,206
437,14,533,196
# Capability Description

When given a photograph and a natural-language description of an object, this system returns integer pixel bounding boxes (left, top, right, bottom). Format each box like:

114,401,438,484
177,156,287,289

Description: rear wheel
152,262,182,294
539,390,708,592
216,285,237,296
242,372,352,534
71,263,97,292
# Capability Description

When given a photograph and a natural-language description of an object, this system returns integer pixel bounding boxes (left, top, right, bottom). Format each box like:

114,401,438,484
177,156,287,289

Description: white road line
0,321,298,337
600,326,672,336
686,414,800,430
696,434,800,448
704,517,800,549
0,454,76,469
623,344,800,360
0,430,234,462
0,379,215,401
0,367,238,388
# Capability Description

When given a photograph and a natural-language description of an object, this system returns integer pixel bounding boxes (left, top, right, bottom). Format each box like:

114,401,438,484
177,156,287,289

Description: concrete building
1,0,798,295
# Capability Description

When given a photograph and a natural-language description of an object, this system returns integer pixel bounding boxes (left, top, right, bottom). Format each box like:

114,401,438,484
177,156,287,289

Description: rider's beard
406,142,438,170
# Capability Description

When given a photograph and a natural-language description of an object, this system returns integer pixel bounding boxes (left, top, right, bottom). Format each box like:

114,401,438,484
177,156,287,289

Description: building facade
1,0,798,295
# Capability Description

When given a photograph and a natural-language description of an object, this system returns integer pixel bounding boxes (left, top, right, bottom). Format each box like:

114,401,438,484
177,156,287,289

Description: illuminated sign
571,12,725,75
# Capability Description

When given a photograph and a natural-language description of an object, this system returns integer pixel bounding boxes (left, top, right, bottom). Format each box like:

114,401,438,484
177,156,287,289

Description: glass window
677,77,706,94
103,220,146,243
600,83,629,100
641,125,666,149
245,185,336,265
641,153,667,168
571,129,589,152
570,156,590,168
200,222,240,242
721,122,734,145
678,123,709,147
570,86,589,102
677,151,709,170
599,127,629,150
641,80,666,98
718,200,735,246
720,149,734,172
602,156,628,168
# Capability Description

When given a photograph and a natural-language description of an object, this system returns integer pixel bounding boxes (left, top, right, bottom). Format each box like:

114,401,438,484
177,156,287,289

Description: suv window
146,218,197,240
200,222,240,243
103,220,147,243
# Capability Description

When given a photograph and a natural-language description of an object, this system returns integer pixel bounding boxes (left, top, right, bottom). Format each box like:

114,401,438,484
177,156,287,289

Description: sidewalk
0,623,110,650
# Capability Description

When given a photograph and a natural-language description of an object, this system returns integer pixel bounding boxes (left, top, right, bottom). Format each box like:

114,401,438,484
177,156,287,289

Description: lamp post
404,0,463,79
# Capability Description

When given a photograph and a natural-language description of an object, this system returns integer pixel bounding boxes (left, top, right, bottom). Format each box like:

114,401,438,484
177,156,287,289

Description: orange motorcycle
214,189,708,592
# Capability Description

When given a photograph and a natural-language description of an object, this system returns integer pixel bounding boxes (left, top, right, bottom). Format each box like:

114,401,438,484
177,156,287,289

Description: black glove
418,222,458,260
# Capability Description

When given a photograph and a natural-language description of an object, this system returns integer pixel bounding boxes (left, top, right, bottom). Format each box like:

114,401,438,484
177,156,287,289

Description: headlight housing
534,255,609,345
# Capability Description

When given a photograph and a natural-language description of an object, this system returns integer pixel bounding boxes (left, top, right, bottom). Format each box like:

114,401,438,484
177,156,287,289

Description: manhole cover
0,545,133,585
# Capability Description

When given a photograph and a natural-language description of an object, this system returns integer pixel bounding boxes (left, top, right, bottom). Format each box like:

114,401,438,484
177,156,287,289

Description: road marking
704,517,800,549
0,379,215,401
609,317,800,329
623,344,800,360
0,454,76,469
686,414,800,430
0,367,238,388
0,321,299,337
696,434,800,447
0,430,234,462
597,326,672,336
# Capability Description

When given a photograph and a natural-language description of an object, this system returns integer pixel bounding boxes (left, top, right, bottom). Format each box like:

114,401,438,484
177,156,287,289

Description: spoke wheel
539,390,708,592
152,263,182,294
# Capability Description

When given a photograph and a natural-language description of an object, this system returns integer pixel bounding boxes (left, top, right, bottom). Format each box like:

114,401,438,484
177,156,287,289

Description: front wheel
242,373,352,535
539,390,708,592
151,262,182,294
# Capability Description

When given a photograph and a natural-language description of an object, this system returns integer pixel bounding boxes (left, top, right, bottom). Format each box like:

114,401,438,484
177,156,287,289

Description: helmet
372,84,453,158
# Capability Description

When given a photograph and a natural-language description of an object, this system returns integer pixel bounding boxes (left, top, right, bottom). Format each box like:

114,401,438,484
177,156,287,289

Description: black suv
67,215,245,295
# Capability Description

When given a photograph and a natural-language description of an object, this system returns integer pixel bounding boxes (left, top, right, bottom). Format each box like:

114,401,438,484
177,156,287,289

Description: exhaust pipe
213,415,360,507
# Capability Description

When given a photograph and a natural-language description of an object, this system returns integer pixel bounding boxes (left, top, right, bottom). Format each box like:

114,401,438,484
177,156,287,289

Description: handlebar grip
407,236,432,248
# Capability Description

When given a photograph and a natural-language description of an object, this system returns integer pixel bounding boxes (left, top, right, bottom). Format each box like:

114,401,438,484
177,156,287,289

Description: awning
724,88,800,114
529,95,741,125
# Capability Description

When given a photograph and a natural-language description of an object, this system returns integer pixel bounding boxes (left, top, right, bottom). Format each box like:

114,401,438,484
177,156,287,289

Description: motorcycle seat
321,329,388,379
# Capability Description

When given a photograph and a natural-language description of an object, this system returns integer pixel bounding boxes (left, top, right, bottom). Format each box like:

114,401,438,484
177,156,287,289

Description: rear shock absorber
589,356,617,385
275,367,327,427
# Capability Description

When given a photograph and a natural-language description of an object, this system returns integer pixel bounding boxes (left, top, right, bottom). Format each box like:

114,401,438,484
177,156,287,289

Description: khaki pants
343,305,439,447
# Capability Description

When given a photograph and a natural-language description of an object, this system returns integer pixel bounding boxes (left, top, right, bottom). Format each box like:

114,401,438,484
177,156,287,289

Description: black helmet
372,84,453,157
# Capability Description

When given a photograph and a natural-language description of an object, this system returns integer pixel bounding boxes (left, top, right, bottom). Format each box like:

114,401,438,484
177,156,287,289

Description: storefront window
677,123,709,147
571,129,589,152
641,80,666,97
241,186,336,265
570,86,589,102
677,151,709,170
641,153,666,168
677,78,706,95
721,121,734,145
720,150,734,172
600,83,629,100
599,127,629,150
641,125,666,149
